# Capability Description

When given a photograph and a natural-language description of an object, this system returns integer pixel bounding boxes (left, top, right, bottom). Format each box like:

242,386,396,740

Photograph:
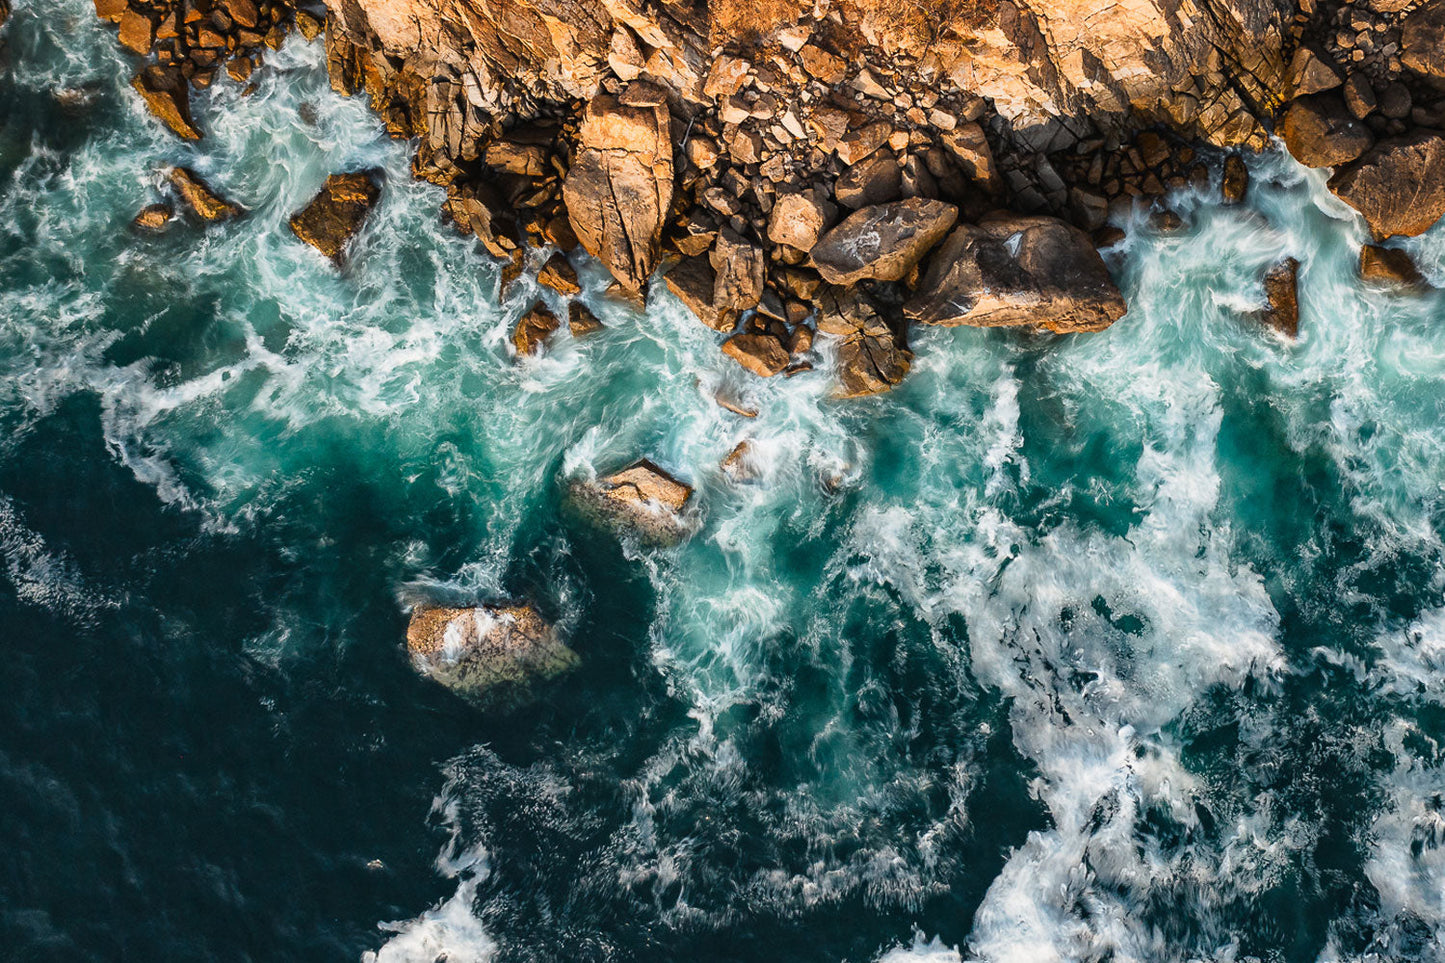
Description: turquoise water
5,3,1445,961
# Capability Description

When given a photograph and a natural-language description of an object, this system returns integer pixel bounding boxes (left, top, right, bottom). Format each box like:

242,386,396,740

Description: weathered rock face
512,303,561,355
1360,244,1425,288
133,65,201,140
815,288,911,398
1329,134,1445,240
406,603,579,708
810,199,958,286
767,191,832,253
562,91,673,293
722,332,789,377
1280,95,1373,168
289,171,382,264
904,215,1127,334
168,167,242,222
570,460,694,544
1401,3,1445,87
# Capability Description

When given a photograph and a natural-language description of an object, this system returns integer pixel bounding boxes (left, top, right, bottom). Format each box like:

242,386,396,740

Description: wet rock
568,302,605,337
512,304,561,356
1360,245,1426,287
132,65,201,140
766,190,832,253
562,90,673,294
810,198,958,286
720,440,758,481
1329,133,1445,239
1402,3,1445,86
406,603,578,709
132,202,174,233
289,171,382,264
1148,209,1184,232
1222,154,1249,204
570,460,694,544
1281,95,1374,168
664,256,734,331
1258,258,1300,339
815,288,911,398
538,253,581,295
722,332,790,377
168,167,241,222
904,214,1127,334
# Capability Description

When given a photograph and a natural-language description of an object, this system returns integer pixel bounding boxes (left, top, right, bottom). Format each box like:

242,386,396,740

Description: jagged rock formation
289,170,383,263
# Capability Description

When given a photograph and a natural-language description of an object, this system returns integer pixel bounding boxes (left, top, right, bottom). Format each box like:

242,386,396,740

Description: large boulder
664,256,735,331
1329,133,1445,239
722,332,790,377
1285,43,1344,97
570,460,694,544
810,198,958,286
815,288,912,398
132,65,201,140
407,603,578,708
1402,3,1445,86
710,228,764,313
767,190,832,252
1360,245,1426,288
1280,95,1373,168
904,215,1127,334
562,90,673,294
289,171,382,264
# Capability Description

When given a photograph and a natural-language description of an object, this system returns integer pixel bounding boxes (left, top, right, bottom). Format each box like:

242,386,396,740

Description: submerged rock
810,199,958,286
289,171,382,264
168,167,242,222
904,214,1126,334
407,603,578,708
570,460,694,544
1329,134,1445,239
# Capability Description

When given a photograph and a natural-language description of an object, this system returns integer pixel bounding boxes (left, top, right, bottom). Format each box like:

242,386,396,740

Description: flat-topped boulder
562,89,673,294
289,171,382,264
570,459,694,544
904,214,1127,334
1402,3,1445,86
1329,134,1445,239
810,198,958,286
407,603,578,708
1280,94,1373,169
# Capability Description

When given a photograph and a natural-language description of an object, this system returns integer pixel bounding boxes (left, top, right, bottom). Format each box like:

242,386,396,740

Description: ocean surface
4,3,1445,961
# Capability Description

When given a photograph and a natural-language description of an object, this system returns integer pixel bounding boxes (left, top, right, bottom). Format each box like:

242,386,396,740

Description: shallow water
5,3,1445,961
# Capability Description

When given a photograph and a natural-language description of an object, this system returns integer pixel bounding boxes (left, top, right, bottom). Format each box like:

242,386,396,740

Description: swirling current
5,3,1445,961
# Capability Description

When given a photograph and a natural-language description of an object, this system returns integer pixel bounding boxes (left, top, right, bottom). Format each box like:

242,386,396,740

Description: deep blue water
6,3,1445,961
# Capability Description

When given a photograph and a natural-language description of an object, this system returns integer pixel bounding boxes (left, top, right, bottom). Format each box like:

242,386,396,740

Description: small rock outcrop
562,90,673,294
816,288,912,399
168,167,241,222
289,171,382,264
570,460,694,544
904,215,1127,334
132,202,174,232
1360,245,1426,288
407,603,578,708
1222,155,1249,204
722,332,790,378
1258,258,1300,339
1329,134,1445,240
512,304,561,356
810,199,958,286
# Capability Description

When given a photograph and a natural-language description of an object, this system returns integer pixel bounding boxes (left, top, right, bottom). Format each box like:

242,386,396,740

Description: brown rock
722,332,790,377
1360,245,1426,287
836,122,891,166
132,65,201,140
117,8,155,54
904,214,1127,334
227,57,254,83
168,167,242,222
512,304,562,356
568,302,605,337
485,141,550,177
572,460,693,544
295,10,324,42
810,198,958,286
132,202,174,232
221,0,259,30
1281,95,1374,168
721,441,758,481
288,171,382,264
1258,258,1299,339
538,253,581,295
1343,73,1377,119
1329,133,1445,239
789,325,814,355
815,288,912,398
406,603,578,708
799,44,846,85
93,0,126,21
664,257,734,331
1402,3,1445,86
941,123,1002,193
836,149,902,209
766,190,832,252
1149,209,1185,232
1286,43,1344,97
563,92,673,294
1222,154,1249,204
1380,83,1412,120
711,228,765,313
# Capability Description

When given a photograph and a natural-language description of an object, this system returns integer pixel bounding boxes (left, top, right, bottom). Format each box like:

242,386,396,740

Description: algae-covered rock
406,603,578,708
